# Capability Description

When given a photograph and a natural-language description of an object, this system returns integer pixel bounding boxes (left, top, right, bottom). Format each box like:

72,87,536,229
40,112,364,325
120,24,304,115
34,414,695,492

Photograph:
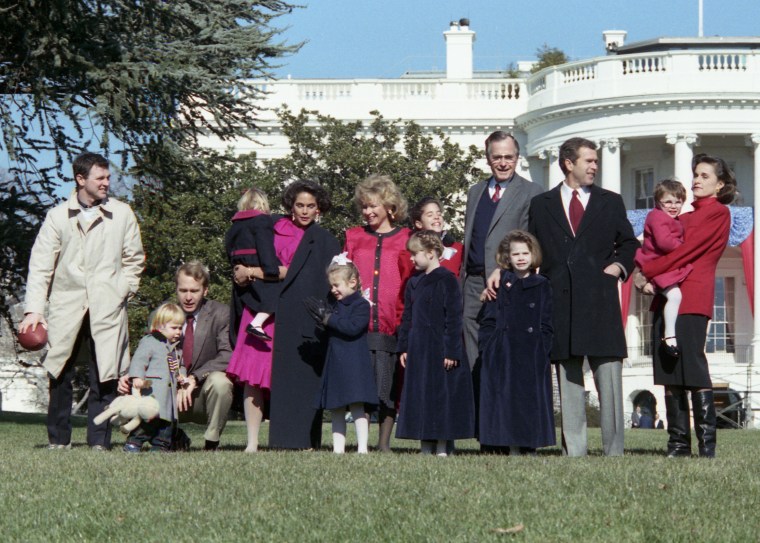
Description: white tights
331,403,369,454
249,312,271,329
662,285,682,344
243,384,265,453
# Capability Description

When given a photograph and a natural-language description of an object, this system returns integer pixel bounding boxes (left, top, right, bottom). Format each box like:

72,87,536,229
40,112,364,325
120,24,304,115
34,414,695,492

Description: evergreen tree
0,0,296,329
268,108,484,242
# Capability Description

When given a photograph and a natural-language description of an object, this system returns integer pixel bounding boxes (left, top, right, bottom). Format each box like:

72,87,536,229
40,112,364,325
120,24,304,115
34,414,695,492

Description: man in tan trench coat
20,152,144,450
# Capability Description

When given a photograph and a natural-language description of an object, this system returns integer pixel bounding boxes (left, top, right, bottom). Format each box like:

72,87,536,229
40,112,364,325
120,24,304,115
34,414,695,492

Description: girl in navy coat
396,231,475,456
225,187,281,342
479,230,555,454
306,255,377,454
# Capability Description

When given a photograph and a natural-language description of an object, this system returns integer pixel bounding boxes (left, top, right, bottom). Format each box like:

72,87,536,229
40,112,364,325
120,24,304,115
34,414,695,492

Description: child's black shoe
246,324,272,341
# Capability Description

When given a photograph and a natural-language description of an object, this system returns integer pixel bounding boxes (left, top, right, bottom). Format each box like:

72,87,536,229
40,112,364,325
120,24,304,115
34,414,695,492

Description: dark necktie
570,190,584,234
183,315,194,369
492,183,501,203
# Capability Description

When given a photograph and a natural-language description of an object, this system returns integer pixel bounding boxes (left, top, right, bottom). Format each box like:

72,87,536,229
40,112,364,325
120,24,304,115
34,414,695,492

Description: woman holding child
639,154,737,458
233,180,340,450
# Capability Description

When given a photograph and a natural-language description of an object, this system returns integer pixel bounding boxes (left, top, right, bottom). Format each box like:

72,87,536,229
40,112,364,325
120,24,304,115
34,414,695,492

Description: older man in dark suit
528,137,638,457
462,131,544,370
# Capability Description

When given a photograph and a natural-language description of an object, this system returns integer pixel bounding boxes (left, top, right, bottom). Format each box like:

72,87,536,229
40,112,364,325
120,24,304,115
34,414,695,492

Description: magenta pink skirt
226,307,274,390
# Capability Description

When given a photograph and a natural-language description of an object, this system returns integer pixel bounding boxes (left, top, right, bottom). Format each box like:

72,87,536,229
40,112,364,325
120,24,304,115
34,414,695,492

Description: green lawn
1,412,759,542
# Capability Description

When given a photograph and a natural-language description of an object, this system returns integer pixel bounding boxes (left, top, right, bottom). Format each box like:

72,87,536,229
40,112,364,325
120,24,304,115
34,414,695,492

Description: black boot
691,389,716,458
664,389,691,457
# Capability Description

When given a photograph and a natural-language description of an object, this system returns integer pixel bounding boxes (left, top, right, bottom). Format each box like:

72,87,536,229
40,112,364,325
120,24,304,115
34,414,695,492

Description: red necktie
570,190,584,234
492,184,501,203
183,315,194,369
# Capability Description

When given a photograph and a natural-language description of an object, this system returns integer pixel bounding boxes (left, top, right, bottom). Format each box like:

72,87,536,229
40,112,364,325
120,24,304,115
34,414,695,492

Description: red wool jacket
344,226,412,336
641,197,730,318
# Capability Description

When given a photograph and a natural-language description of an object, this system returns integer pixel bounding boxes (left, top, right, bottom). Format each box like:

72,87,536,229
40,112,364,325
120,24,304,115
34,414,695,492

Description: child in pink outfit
635,179,692,356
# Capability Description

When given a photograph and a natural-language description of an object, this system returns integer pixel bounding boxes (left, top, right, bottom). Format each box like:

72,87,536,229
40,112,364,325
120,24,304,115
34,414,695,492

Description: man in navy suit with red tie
528,137,639,457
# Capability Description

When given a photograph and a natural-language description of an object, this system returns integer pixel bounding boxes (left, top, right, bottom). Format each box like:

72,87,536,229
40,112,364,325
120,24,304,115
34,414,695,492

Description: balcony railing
526,49,760,111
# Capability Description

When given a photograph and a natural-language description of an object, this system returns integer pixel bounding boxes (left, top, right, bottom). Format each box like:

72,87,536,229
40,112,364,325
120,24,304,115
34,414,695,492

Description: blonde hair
354,174,408,224
150,303,186,331
495,230,542,271
327,262,362,291
407,230,444,258
237,187,270,213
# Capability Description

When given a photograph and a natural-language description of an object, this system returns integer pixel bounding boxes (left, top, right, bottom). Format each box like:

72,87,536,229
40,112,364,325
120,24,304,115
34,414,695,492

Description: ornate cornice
746,134,760,147
600,138,620,152
666,133,700,146
537,146,559,160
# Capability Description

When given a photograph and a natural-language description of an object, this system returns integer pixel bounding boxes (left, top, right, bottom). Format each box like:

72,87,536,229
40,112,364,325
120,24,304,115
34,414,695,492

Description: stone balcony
524,48,760,117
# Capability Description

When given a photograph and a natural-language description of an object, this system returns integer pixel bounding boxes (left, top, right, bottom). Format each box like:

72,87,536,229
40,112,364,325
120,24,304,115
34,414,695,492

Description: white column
516,156,532,181
600,138,622,194
750,134,760,427
666,133,700,209
539,146,562,188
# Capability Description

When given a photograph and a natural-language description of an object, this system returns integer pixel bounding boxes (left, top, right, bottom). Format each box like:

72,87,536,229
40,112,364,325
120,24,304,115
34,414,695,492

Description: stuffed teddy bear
94,386,160,434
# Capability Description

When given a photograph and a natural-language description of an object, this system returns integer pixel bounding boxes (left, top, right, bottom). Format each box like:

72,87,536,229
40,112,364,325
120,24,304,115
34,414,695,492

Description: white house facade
201,20,760,429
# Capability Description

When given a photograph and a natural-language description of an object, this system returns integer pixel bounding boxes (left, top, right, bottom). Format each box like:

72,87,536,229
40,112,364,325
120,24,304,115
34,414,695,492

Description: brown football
17,326,48,351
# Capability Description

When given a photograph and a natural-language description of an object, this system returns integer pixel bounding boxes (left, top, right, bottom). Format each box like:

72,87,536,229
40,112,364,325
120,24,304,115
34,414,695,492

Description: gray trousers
556,357,624,457
463,273,486,371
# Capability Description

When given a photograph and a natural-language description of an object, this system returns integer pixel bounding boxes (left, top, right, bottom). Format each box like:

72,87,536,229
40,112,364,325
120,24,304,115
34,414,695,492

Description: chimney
444,18,475,79
603,30,627,53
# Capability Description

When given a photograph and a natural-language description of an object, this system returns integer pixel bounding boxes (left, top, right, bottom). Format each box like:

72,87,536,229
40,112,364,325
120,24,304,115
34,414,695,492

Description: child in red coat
635,179,692,357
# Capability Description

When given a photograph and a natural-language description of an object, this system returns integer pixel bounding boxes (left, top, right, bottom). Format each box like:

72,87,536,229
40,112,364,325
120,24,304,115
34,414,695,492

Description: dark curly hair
282,179,332,214
692,154,737,205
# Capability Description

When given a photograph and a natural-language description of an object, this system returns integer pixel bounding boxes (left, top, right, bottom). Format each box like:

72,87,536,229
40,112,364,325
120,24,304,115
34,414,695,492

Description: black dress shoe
661,337,680,358
246,324,272,341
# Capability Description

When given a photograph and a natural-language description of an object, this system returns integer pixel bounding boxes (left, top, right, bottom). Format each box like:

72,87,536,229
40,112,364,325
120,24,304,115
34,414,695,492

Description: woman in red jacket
640,154,737,458
344,175,411,451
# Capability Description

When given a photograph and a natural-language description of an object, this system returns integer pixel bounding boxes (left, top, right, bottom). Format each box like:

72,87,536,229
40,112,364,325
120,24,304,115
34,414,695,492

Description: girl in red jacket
635,179,692,357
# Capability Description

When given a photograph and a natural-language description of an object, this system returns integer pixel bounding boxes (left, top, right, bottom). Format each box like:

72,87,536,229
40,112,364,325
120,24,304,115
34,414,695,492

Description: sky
270,0,760,79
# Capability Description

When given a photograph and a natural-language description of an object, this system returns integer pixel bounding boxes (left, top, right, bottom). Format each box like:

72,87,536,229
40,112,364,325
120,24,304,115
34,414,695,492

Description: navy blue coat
396,267,475,441
268,222,341,449
317,291,378,409
478,271,555,448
